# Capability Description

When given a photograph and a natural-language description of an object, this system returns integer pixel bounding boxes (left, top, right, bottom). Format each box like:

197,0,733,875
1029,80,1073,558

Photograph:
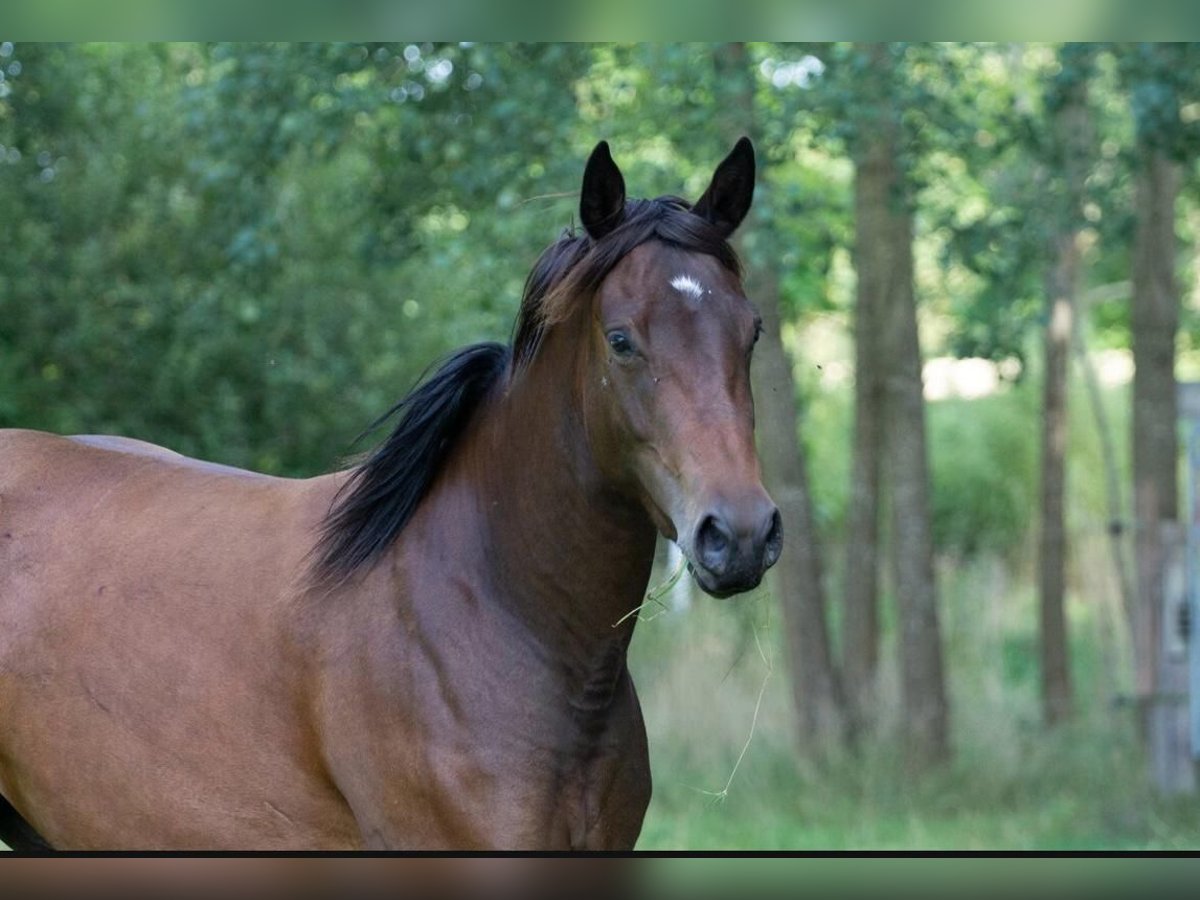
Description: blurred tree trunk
752,262,848,750
878,184,949,769
842,126,887,737
1131,144,1180,732
855,43,949,768
1038,46,1092,727
1039,232,1078,727
716,42,846,752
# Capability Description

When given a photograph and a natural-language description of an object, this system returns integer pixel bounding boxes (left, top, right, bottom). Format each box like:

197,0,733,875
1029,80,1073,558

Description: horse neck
465,316,658,665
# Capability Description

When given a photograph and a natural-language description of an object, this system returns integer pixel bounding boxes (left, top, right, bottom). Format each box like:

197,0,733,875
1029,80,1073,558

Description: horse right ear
580,141,626,240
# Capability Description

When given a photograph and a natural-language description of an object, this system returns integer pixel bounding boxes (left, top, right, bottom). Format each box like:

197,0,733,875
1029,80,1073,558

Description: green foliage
801,360,1121,561
928,388,1039,557
799,360,1041,559
0,43,591,474
939,44,1094,366
1,41,856,474
1115,42,1200,157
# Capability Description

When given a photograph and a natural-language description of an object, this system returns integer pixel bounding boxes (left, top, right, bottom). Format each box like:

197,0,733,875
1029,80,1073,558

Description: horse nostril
695,514,733,576
763,508,783,568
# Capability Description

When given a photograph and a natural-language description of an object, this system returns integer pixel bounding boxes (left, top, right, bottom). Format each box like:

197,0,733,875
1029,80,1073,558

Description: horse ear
580,141,626,240
693,136,755,237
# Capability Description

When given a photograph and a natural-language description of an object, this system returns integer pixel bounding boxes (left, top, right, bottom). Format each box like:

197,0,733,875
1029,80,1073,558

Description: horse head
573,139,782,598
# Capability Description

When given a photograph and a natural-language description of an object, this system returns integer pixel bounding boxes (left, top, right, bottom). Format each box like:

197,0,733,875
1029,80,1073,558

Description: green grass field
628,543,1200,851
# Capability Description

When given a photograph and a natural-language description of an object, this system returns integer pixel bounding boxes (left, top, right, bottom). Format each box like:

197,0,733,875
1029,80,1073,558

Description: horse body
0,430,360,848
0,138,776,850
0,380,653,849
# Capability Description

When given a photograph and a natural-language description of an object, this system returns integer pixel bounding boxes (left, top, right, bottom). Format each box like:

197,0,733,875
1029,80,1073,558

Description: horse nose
695,513,736,577
761,507,783,569
693,499,782,590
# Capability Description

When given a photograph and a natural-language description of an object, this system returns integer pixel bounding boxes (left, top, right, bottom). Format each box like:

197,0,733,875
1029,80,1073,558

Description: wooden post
1180,415,1200,768
1177,386,1200,774
1151,522,1195,794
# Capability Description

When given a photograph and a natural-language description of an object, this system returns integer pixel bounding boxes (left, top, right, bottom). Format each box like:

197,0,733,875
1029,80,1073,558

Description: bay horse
0,138,781,851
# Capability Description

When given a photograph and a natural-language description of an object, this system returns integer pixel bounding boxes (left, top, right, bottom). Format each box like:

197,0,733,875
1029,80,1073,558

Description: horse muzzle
686,499,782,598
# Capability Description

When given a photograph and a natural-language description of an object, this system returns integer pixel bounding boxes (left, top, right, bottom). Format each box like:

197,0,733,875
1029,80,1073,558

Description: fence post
1188,418,1200,765
1151,521,1195,794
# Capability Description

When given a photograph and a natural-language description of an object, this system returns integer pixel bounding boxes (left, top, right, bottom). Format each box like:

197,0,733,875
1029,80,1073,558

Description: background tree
941,44,1121,730
1037,43,1096,726
816,42,951,765
839,44,889,735
1117,42,1200,740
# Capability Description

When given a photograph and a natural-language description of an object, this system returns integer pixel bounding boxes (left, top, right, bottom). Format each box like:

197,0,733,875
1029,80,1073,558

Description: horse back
0,428,304,581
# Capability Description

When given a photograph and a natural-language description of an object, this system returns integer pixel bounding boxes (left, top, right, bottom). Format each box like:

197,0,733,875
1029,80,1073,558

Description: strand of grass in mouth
611,553,687,628
612,559,774,803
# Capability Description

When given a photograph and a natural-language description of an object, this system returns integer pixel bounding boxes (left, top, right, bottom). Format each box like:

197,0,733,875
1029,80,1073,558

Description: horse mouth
685,559,764,600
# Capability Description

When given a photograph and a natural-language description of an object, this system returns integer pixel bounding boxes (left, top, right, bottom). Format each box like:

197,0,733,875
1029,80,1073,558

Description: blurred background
3,42,1200,850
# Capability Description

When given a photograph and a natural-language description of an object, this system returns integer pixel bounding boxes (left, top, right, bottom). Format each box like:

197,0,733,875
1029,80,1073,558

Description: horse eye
752,319,764,346
607,331,635,357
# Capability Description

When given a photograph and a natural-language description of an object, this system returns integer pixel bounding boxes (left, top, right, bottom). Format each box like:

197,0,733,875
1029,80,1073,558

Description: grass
628,541,1200,852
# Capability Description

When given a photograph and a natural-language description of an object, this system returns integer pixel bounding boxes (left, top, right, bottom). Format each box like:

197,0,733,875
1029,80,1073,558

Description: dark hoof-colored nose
692,502,783,597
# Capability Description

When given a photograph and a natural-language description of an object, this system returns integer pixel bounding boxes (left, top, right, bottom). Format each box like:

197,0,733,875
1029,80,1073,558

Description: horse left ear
693,136,755,237
580,141,627,240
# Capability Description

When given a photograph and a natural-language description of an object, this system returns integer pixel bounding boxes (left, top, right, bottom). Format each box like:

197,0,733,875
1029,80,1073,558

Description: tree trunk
855,44,949,768
1038,50,1092,727
1039,231,1078,726
752,265,847,751
1131,146,1180,733
880,203,950,769
712,42,846,752
842,134,887,736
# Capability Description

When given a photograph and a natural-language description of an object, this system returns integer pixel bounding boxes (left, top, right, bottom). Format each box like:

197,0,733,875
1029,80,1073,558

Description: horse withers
0,138,780,850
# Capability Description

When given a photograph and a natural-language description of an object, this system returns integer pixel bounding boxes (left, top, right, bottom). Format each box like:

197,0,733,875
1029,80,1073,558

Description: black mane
312,195,740,582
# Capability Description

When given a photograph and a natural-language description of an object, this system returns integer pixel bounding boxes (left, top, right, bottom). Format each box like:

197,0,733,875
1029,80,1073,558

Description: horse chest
524,666,651,850
432,671,648,849
557,710,651,851
455,697,647,850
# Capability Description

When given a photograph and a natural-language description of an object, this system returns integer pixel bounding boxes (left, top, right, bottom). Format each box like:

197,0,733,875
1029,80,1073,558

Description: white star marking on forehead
670,274,705,300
